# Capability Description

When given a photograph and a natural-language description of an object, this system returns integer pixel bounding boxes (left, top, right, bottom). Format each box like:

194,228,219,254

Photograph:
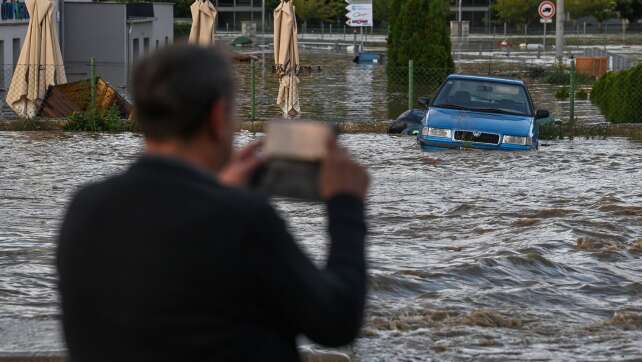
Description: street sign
345,0,373,27
540,18,553,23
538,1,556,20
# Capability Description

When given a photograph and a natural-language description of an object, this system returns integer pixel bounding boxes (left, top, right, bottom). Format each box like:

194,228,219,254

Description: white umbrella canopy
6,0,66,119
189,0,217,46
274,0,300,118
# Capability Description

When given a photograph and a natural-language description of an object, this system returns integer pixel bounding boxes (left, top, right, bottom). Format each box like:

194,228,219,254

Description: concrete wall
63,2,127,88
152,3,174,50
128,19,153,66
0,21,28,89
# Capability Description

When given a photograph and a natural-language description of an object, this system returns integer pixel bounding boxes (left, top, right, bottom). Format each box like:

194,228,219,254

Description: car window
433,79,531,116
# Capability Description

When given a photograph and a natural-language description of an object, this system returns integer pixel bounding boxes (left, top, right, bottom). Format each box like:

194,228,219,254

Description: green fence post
251,59,256,121
90,57,97,111
569,57,576,139
408,59,414,110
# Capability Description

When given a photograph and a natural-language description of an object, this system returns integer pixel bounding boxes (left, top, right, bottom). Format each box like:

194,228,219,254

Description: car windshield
433,78,532,116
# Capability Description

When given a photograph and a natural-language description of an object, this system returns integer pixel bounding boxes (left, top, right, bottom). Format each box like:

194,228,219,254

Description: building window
143,37,150,55
133,38,139,64
12,38,20,69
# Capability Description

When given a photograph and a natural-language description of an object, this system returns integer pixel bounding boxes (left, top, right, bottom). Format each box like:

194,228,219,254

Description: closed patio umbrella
6,0,66,119
189,0,217,46
274,0,300,118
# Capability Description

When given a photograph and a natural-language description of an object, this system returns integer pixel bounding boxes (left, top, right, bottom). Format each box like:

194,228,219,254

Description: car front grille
454,131,500,144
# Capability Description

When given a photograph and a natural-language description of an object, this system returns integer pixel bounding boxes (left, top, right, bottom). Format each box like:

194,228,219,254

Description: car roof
447,74,526,86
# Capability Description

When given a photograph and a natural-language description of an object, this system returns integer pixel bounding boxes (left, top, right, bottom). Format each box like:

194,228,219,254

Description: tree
567,0,617,24
373,0,391,26
616,0,642,22
492,0,540,27
387,0,454,71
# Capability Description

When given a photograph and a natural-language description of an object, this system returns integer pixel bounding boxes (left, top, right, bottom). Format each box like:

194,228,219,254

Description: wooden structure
38,78,131,118
576,56,609,79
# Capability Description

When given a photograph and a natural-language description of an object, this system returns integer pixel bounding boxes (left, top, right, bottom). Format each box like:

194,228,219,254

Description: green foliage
294,0,347,22
616,0,642,22
567,0,617,22
387,0,454,73
555,87,570,100
591,64,642,123
174,22,191,39
64,106,131,132
493,0,540,26
544,66,592,85
576,89,589,100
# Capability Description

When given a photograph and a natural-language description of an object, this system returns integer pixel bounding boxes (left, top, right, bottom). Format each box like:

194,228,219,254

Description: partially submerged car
418,74,550,151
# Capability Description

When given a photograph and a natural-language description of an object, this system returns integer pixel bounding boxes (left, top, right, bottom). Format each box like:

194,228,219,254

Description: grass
64,106,134,132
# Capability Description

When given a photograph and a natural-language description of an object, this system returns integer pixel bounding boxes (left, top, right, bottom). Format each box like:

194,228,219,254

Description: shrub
576,89,589,100
555,87,570,100
387,0,454,74
174,23,191,40
544,66,592,85
64,106,132,132
591,63,642,123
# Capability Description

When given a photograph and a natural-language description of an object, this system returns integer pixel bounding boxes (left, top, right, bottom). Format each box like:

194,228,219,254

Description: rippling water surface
1,132,642,360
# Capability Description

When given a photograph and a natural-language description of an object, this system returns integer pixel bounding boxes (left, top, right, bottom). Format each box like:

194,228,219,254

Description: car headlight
502,135,533,145
422,127,452,138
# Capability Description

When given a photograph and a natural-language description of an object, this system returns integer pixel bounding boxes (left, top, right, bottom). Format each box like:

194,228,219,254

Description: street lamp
458,0,463,37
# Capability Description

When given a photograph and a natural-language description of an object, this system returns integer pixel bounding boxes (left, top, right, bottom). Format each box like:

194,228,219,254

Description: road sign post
538,1,556,55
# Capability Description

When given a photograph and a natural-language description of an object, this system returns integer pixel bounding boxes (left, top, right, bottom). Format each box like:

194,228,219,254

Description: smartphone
250,121,335,201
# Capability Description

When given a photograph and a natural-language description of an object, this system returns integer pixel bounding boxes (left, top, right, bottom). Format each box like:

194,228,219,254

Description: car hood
426,107,534,137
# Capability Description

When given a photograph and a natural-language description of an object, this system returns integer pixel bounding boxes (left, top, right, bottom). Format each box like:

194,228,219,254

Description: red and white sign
538,1,556,20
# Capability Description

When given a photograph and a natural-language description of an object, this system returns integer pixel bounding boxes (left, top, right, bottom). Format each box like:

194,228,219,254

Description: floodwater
236,52,606,125
1,131,641,360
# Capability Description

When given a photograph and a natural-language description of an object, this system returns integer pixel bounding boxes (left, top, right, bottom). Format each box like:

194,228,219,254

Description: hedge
591,63,642,124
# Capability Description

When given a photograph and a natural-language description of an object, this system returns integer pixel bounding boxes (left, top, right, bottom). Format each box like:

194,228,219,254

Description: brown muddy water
1,131,641,360
235,51,608,125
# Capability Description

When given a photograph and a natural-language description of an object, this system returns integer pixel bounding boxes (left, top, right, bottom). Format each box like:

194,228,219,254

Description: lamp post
262,0,266,36
555,0,565,63
458,0,463,37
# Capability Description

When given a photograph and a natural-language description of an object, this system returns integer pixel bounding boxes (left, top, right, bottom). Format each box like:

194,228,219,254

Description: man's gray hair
132,44,236,140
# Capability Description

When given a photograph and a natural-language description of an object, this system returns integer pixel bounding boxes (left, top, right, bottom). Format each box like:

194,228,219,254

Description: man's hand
320,139,369,201
218,141,263,188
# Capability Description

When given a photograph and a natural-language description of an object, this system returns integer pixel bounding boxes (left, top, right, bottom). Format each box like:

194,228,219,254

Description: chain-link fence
236,60,452,123
0,57,639,126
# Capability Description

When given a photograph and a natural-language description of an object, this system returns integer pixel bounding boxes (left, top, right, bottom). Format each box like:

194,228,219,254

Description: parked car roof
446,74,525,86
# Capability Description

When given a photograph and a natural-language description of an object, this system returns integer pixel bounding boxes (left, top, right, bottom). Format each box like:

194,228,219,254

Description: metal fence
583,48,640,72
0,58,639,126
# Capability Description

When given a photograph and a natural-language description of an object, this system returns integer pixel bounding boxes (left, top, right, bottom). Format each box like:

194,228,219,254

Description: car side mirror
535,110,550,119
418,97,431,108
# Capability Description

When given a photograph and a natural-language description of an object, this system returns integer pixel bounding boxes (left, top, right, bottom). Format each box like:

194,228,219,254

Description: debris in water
608,311,642,330
630,239,642,253
513,218,540,227
458,310,523,329
576,237,622,252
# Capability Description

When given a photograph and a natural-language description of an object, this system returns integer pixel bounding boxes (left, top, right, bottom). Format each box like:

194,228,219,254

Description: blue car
418,74,550,151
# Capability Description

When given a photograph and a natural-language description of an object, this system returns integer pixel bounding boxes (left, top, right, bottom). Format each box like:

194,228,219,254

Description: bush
576,89,589,100
555,87,570,100
174,23,191,40
591,63,642,123
544,66,592,85
387,0,454,73
64,106,132,132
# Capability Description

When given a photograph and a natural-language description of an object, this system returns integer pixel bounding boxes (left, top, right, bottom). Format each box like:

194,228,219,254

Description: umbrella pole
251,59,256,120
90,57,97,112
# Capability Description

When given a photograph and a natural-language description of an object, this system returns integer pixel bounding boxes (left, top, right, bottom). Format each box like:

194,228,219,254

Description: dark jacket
57,156,367,362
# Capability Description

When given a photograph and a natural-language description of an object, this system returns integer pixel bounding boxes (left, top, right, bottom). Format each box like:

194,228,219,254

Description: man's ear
208,100,227,141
